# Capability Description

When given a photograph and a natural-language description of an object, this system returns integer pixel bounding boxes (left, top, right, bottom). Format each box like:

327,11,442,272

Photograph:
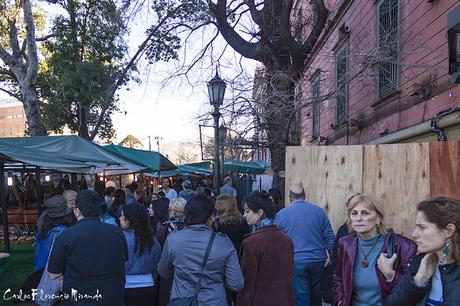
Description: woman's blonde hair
346,193,387,235
215,194,243,225
169,197,187,217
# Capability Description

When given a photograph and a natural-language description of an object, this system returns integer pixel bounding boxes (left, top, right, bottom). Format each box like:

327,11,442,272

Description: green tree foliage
39,0,129,140
118,134,143,148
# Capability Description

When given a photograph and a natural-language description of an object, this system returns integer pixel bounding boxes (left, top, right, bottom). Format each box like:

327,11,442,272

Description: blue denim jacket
123,230,161,277
33,225,68,271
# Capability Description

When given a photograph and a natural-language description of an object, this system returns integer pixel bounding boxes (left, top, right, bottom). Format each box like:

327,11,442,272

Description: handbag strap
193,231,216,295
386,232,395,258
47,233,58,264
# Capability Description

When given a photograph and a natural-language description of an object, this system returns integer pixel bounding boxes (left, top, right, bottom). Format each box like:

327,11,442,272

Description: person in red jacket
237,191,295,306
333,193,417,306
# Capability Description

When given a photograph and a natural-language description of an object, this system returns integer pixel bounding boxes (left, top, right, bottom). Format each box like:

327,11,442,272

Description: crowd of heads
39,174,460,268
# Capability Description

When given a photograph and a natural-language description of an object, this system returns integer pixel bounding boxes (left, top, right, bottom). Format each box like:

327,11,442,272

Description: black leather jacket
386,254,460,306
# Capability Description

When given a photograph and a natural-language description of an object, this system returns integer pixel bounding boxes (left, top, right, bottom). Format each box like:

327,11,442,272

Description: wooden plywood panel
430,141,460,199
285,146,363,231
363,143,430,237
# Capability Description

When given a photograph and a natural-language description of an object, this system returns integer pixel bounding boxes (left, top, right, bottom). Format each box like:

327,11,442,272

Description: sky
0,2,258,159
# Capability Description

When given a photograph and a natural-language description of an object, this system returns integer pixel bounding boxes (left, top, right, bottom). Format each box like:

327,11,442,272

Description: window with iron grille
311,73,320,140
336,43,348,125
377,0,399,100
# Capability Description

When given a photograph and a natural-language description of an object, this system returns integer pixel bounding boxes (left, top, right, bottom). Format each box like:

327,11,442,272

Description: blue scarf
252,218,274,232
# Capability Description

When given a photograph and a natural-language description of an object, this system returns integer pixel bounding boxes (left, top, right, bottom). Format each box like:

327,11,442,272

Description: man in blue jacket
48,190,128,305
275,184,335,306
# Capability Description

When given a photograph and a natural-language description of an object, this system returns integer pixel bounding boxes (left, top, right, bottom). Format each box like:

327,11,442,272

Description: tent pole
1,162,10,253
71,173,77,190
36,167,44,216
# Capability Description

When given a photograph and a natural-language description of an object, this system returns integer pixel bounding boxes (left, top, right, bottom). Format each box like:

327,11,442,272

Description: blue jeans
293,261,325,306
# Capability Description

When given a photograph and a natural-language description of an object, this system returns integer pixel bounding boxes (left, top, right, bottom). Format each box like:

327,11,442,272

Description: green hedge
0,244,34,305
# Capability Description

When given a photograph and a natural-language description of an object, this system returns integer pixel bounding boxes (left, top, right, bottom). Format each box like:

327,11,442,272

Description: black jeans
124,286,157,306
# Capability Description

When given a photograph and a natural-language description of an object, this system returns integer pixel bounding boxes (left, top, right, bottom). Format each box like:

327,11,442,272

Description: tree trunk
78,104,89,139
0,0,47,136
20,84,47,136
263,69,300,171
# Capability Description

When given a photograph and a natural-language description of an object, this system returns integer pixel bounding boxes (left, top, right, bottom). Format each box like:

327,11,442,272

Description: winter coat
213,219,251,256
158,224,243,306
237,224,295,306
386,254,460,306
333,231,417,306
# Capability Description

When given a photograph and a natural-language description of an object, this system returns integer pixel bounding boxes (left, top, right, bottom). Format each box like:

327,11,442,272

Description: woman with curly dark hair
387,197,460,306
120,203,161,306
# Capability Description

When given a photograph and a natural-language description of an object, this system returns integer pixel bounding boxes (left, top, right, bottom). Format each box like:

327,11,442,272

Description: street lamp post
219,125,227,181
154,136,162,153
207,70,226,195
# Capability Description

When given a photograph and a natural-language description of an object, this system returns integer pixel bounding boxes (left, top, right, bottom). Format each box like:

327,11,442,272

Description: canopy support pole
1,163,10,253
36,167,44,216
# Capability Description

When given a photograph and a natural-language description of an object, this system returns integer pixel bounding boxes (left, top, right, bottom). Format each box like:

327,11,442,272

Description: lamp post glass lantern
207,71,226,106
208,71,226,194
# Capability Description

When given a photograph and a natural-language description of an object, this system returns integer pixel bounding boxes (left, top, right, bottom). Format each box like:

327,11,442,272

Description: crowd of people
26,176,460,306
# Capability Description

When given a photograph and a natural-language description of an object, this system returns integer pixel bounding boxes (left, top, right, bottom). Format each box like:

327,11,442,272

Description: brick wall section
0,105,26,137
299,0,460,146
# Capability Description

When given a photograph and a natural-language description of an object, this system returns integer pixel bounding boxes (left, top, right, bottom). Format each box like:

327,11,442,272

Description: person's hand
414,253,437,286
377,253,397,281
324,249,331,267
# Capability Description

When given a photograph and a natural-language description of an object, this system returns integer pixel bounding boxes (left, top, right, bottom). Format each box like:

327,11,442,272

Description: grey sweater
352,234,385,306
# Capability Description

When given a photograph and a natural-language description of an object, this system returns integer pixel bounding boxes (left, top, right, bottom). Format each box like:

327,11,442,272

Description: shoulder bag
168,231,217,306
36,235,61,306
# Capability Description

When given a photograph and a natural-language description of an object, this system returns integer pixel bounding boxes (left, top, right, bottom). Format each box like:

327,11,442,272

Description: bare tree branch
0,87,21,100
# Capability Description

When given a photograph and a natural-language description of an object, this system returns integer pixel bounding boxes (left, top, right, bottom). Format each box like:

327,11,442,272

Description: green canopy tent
148,161,211,178
223,160,270,174
0,142,97,173
148,160,270,177
102,145,176,174
0,136,148,254
0,136,147,174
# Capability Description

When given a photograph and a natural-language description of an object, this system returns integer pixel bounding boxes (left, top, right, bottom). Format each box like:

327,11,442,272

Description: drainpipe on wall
368,109,460,144
430,107,460,141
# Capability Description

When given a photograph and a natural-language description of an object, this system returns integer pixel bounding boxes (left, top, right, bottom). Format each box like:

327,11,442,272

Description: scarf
252,218,274,233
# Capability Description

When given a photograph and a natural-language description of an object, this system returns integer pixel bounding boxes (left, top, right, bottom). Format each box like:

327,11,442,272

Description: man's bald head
62,190,78,208
289,184,306,203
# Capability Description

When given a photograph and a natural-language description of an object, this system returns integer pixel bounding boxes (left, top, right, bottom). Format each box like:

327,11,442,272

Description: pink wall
299,0,460,145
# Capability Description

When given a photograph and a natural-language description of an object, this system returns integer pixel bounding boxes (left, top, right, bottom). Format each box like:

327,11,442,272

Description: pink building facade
299,0,460,145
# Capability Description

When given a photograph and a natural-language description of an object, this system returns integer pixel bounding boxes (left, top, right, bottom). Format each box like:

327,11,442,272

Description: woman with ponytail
387,197,460,306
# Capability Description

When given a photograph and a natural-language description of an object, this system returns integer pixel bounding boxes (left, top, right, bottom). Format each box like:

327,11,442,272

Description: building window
311,73,320,141
336,43,348,125
448,5,460,78
376,0,399,100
